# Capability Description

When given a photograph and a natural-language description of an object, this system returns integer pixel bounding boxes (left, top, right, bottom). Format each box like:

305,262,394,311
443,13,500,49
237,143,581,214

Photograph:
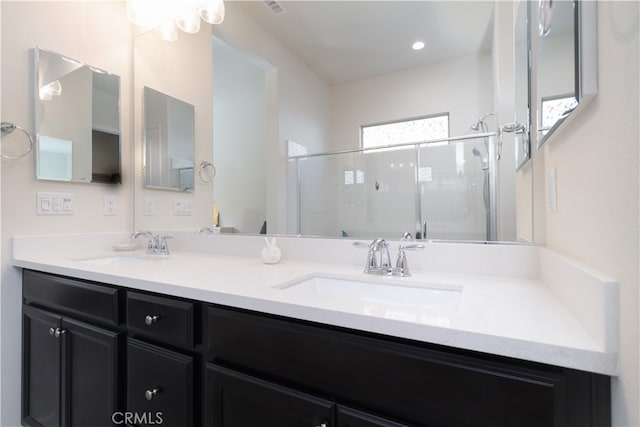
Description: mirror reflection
35,47,121,184
514,0,531,171
135,1,533,242
535,0,577,146
143,87,195,192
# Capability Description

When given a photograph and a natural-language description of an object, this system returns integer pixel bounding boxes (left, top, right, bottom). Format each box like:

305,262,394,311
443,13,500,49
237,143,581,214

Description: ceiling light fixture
126,0,225,42
412,41,425,51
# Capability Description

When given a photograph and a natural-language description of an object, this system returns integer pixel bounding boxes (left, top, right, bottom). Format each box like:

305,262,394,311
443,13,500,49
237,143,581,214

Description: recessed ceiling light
412,41,425,51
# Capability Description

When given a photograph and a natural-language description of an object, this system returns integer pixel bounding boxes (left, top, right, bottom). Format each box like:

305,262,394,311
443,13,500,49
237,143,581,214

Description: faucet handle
158,235,173,255
395,244,425,277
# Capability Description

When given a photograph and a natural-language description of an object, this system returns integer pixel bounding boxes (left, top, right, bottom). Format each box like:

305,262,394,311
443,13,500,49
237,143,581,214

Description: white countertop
12,233,618,376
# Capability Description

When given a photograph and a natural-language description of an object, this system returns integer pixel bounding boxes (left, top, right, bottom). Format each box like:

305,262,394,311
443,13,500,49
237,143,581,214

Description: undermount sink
275,274,463,322
76,255,167,266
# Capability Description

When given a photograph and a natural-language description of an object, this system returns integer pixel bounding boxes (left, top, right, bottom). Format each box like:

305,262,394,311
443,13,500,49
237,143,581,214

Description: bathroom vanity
15,233,617,427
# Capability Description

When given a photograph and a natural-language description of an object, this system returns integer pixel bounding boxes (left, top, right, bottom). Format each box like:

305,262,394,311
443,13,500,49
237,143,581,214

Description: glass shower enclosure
290,134,497,241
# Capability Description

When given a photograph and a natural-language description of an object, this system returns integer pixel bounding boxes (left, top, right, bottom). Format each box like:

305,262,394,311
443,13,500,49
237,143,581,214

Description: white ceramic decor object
261,237,282,264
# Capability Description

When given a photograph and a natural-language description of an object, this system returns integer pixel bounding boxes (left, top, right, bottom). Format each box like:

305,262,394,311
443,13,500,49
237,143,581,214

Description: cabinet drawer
127,338,194,427
127,292,195,348
206,306,581,427
23,270,120,327
206,363,334,427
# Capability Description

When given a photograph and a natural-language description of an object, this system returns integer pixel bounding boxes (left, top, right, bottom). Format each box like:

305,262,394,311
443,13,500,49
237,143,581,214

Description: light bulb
155,20,179,42
39,80,62,101
200,0,225,24
175,7,201,33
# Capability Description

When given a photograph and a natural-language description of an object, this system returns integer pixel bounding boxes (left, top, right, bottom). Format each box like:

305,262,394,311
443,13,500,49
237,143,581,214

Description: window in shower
361,113,449,150
540,94,578,132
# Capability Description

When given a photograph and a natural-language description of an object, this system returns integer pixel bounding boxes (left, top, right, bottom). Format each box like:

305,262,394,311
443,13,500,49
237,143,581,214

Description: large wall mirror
534,0,597,148
143,86,195,192
134,1,534,243
34,47,121,184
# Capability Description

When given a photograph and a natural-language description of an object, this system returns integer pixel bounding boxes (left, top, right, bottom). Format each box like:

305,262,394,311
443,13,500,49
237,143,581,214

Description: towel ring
1,122,34,160
198,161,216,183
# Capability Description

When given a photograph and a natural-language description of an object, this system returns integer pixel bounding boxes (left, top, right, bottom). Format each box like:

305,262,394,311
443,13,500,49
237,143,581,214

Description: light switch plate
37,192,73,215
173,198,193,216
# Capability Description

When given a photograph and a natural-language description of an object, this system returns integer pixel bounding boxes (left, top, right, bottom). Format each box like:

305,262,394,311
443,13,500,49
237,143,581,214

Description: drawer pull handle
315,424,328,427
145,388,160,401
144,315,160,326
49,328,66,338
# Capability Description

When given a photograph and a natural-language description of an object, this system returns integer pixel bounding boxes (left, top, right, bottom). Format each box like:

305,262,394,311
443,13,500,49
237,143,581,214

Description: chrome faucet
368,238,392,274
131,231,173,256
354,238,424,277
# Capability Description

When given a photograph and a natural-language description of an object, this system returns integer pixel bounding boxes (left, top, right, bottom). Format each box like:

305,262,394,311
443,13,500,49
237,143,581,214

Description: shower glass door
297,146,417,239
417,137,489,241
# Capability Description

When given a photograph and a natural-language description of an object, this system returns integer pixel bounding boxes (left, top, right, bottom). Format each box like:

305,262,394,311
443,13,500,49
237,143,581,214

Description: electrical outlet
104,196,116,216
549,168,558,212
144,198,154,216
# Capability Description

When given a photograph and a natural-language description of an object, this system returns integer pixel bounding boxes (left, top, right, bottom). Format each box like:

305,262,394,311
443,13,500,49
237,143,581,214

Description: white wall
534,2,639,425
329,53,494,151
0,2,133,425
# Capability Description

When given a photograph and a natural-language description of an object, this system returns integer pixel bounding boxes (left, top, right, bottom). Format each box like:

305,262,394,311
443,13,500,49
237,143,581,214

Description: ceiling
235,0,495,85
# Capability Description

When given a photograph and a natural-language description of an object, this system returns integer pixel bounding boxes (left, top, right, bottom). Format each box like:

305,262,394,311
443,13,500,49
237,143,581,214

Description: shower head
470,112,496,131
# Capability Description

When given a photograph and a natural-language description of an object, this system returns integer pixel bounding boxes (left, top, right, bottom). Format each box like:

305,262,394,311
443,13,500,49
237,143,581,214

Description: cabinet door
337,406,411,427
206,363,334,427
127,338,194,427
22,305,62,427
61,317,121,427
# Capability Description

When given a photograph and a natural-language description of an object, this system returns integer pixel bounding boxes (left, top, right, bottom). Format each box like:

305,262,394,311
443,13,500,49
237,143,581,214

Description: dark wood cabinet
22,305,120,427
21,269,611,427
127,338,194,427
336,406,412,427
22,306,62,427
206,306,611,427
206,363,334,427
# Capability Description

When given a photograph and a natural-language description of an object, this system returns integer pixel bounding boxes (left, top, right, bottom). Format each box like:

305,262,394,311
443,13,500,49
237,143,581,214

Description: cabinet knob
144,315,160,326
49,328,65,338
145,388,160,401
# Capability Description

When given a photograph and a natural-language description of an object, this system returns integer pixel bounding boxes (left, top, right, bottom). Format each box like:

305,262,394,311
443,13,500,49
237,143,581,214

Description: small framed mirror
534,0,597,148
143,86,195,192
34,47,121,184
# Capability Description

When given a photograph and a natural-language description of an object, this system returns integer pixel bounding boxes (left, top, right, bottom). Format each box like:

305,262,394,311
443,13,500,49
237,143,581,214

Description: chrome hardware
145,388,160,401
49,327,65,338
1,121,34,160
314,424,328,427
400,232,413,241
144,315,160,326
355,239,425,277
395,244,425,277
131,231,173,256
